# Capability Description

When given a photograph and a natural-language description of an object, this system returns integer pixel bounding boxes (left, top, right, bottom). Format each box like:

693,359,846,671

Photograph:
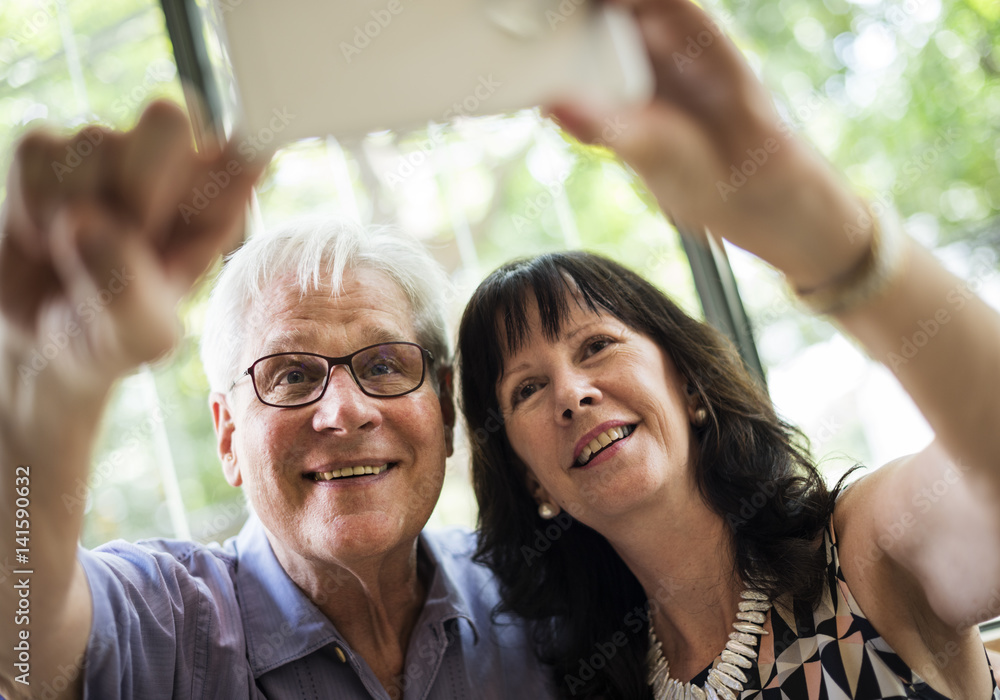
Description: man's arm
0,102,263,699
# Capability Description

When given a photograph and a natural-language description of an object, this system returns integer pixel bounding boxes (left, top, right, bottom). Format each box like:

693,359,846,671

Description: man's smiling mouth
307,463,395,481
575,425,635,466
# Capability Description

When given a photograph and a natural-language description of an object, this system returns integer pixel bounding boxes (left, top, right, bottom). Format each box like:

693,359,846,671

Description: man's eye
360,360,400,378
282,369,306,385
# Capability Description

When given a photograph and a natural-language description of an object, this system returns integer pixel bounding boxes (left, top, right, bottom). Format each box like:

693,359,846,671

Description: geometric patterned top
688,523,1000,699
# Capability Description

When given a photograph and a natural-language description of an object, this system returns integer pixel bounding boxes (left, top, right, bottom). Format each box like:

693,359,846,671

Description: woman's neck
602,495,744,681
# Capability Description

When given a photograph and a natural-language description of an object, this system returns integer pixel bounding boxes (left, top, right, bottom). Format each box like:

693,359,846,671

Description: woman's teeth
312,464,389,480
576,425,634,466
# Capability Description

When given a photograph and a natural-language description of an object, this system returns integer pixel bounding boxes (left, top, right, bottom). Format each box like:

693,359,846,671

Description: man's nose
311,365,382,432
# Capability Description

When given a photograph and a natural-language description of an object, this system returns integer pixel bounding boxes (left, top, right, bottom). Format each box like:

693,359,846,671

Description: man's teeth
312,464,389,481
577,426,634,466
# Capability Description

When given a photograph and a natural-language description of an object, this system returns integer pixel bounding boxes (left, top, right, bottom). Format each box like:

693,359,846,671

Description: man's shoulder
421,525,488,569
420,525,478,557
80,534,239,593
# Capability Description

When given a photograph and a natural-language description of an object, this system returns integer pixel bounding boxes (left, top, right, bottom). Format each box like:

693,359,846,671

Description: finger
160,136,269,288
0,224,59,333
547,100,732,224
114,100,196,234
615,0,771,136
4,126,120,259
4,130,58,258
48,203,179,374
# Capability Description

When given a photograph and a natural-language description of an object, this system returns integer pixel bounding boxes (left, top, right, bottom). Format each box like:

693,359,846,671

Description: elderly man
0,103,554,699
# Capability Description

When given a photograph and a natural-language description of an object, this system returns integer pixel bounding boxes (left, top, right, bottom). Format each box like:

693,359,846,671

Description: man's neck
268,531,430,695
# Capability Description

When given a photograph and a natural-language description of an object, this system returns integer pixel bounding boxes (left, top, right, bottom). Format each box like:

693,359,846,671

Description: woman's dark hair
456,251,845,700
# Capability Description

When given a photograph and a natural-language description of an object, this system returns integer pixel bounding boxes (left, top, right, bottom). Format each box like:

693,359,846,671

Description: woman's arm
552,0,1000,632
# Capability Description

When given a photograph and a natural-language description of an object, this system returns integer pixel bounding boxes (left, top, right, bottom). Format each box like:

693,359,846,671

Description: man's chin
306,514,420,562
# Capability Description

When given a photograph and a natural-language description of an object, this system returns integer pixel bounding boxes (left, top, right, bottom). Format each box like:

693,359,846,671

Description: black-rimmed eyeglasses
231,342,433,408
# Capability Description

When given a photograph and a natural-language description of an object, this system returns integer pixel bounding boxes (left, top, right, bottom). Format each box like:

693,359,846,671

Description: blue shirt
77,515,555,699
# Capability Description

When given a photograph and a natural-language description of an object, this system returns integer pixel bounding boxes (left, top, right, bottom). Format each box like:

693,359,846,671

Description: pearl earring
693,407,708,425
538,502,559,519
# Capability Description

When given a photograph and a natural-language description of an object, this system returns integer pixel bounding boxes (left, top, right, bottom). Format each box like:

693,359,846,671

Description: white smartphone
216,0,653,144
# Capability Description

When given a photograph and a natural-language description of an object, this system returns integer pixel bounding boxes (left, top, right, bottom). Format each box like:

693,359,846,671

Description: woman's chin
563,470,667,525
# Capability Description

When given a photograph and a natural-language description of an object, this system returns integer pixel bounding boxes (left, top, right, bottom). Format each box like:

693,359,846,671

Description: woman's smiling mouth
575,425,635,466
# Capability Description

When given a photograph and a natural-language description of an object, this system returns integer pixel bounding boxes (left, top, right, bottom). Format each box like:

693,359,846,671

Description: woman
456,0,1000,698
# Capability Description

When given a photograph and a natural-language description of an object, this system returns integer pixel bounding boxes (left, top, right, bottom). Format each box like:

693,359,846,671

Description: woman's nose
554,370,600,423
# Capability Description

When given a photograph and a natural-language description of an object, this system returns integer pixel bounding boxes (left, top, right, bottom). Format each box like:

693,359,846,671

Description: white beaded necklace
646,589,771,700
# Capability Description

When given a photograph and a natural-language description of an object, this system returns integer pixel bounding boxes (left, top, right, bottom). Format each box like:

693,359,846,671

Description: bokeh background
0,0,997,547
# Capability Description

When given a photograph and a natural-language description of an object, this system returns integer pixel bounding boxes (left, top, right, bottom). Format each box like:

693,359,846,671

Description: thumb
547,100,710,176
547,100,721,227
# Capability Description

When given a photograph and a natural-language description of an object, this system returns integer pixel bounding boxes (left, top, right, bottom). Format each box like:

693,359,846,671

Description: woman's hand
550,0,871,291
0,101,265,397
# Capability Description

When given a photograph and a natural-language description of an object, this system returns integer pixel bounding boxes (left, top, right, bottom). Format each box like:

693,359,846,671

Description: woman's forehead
496,292,619,359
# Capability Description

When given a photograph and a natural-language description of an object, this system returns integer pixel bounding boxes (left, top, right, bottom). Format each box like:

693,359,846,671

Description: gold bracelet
793,203,909,316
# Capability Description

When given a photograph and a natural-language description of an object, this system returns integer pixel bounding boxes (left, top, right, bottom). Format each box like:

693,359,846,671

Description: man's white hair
200,217,452,394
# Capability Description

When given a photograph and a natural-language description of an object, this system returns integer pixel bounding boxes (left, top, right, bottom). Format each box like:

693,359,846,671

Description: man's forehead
247,269,417,354
257,324,405,354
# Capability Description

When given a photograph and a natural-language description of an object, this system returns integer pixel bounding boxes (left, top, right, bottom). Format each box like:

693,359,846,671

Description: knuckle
137,100,189,134
11,130,56,170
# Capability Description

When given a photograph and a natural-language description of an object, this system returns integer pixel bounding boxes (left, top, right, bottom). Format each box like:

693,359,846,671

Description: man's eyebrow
358,326,406,346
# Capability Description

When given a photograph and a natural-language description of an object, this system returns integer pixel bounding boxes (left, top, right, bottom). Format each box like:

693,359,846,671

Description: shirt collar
231,515,481,678
413,528,481,645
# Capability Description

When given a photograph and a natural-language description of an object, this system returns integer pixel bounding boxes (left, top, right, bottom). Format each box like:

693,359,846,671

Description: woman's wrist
791,201,911,316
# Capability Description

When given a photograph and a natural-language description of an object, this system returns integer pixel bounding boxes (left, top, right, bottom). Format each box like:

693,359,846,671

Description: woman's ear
684,381,708,425
524,469,561,518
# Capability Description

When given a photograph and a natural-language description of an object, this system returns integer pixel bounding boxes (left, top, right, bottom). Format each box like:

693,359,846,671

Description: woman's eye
512,381,540,407
584,337,613,357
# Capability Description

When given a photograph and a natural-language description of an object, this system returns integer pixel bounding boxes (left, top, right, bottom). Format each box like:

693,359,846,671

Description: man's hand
0,102,267,699
1,101,265,396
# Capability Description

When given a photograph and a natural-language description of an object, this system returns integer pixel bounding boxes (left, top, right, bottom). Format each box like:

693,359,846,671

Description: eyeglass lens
251,344,425,406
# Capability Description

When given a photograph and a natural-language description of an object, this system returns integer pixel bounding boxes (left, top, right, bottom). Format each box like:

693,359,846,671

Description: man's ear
437,365,456,458
210,392,242,487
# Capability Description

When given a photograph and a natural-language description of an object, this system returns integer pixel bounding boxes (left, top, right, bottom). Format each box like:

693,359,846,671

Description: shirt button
334,646,347,663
